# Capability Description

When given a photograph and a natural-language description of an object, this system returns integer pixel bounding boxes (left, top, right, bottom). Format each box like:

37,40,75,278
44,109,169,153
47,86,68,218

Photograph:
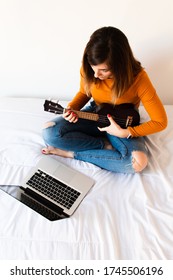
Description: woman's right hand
63,107,79,123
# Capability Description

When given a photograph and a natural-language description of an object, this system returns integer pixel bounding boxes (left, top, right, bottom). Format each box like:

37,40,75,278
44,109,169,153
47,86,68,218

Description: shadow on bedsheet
0,185,20,198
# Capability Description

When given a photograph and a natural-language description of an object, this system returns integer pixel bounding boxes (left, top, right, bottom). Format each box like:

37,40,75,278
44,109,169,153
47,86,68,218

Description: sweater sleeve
128,72,168,137
67,68,90,110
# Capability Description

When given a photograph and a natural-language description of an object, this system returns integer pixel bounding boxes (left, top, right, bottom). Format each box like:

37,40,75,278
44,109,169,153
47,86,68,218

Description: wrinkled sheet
0,97,173,260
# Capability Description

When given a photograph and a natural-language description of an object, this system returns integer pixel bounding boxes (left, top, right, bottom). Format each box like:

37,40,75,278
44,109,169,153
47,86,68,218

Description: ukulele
43,100,140,128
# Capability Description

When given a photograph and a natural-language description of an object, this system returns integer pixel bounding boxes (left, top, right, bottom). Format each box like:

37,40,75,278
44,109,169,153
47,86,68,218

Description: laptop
1,157,94,221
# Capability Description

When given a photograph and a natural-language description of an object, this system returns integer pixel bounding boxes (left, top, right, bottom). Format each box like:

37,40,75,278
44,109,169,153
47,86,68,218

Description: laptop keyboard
26,169,80,209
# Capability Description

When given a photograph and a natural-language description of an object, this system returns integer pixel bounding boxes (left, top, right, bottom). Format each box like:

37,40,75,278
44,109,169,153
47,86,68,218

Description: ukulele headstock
43,99,64,114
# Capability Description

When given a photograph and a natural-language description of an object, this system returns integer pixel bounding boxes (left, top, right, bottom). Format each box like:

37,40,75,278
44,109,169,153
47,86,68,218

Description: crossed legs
42,121,148,173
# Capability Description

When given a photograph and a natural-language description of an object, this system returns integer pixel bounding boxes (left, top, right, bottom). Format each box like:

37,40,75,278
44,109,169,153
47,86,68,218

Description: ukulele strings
47,104,126,125
72,111,126,125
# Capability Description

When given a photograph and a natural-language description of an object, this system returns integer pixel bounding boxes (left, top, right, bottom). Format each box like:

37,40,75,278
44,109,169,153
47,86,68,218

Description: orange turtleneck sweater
68,68,167,137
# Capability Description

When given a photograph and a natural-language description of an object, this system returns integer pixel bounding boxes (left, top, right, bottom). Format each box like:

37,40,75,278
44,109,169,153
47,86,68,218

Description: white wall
0,0,173,104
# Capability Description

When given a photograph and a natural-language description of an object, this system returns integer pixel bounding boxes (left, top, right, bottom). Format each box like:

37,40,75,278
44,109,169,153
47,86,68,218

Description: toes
42,147,52,154
42,148,49,154
42,145,54,154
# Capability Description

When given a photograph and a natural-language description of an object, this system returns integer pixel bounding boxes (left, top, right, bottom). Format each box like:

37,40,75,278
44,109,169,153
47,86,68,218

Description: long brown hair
82,26,143,98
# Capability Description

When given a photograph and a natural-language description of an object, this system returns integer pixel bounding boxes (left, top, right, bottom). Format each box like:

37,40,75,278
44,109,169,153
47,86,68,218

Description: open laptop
1,157,94,221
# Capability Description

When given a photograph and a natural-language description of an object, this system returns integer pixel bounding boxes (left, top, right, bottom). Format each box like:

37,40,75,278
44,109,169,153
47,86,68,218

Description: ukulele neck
64,109,99,122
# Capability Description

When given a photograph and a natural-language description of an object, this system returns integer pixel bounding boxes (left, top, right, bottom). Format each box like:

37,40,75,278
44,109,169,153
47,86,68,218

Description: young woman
42,26,167,173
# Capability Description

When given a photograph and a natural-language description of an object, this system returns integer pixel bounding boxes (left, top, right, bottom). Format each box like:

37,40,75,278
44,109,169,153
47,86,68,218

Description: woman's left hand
98,114,129,138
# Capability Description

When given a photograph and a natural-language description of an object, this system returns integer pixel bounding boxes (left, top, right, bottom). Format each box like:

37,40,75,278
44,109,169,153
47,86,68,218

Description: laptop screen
0,185,68,221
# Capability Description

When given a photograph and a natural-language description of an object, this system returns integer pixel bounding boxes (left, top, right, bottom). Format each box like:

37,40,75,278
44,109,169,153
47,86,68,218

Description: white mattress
0,97,173,260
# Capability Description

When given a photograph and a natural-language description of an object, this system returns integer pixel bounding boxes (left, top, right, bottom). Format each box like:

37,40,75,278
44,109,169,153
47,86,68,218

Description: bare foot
42,146,74,158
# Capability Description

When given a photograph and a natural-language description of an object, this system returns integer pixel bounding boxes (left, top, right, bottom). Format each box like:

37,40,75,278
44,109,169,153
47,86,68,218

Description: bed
0,97,173,260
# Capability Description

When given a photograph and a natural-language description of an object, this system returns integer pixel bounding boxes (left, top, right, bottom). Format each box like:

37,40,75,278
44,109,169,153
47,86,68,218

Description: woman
42,26,167,173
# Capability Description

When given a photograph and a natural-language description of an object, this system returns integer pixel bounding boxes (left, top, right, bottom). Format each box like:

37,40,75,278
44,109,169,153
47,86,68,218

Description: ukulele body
93,103,140,128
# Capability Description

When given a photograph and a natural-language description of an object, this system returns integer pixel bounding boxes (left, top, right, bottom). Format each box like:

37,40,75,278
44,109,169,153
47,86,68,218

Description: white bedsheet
0,97,173,260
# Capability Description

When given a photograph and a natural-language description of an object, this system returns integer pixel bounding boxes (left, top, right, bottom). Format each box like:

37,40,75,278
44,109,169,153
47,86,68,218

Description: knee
42,121,56,144
132,151,148,173
43,121,56,129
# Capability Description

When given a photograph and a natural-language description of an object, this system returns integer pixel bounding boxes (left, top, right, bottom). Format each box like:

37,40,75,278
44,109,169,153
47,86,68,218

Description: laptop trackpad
53,165,76,183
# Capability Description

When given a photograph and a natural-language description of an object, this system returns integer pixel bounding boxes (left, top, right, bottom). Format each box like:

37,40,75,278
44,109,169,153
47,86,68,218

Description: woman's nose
94,70,99,78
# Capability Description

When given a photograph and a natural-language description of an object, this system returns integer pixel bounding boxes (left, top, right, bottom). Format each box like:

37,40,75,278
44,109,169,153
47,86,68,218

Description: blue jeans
42,103,148,173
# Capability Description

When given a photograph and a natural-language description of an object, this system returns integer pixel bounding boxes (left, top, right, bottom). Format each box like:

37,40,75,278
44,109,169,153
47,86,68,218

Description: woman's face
90,63,113,80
